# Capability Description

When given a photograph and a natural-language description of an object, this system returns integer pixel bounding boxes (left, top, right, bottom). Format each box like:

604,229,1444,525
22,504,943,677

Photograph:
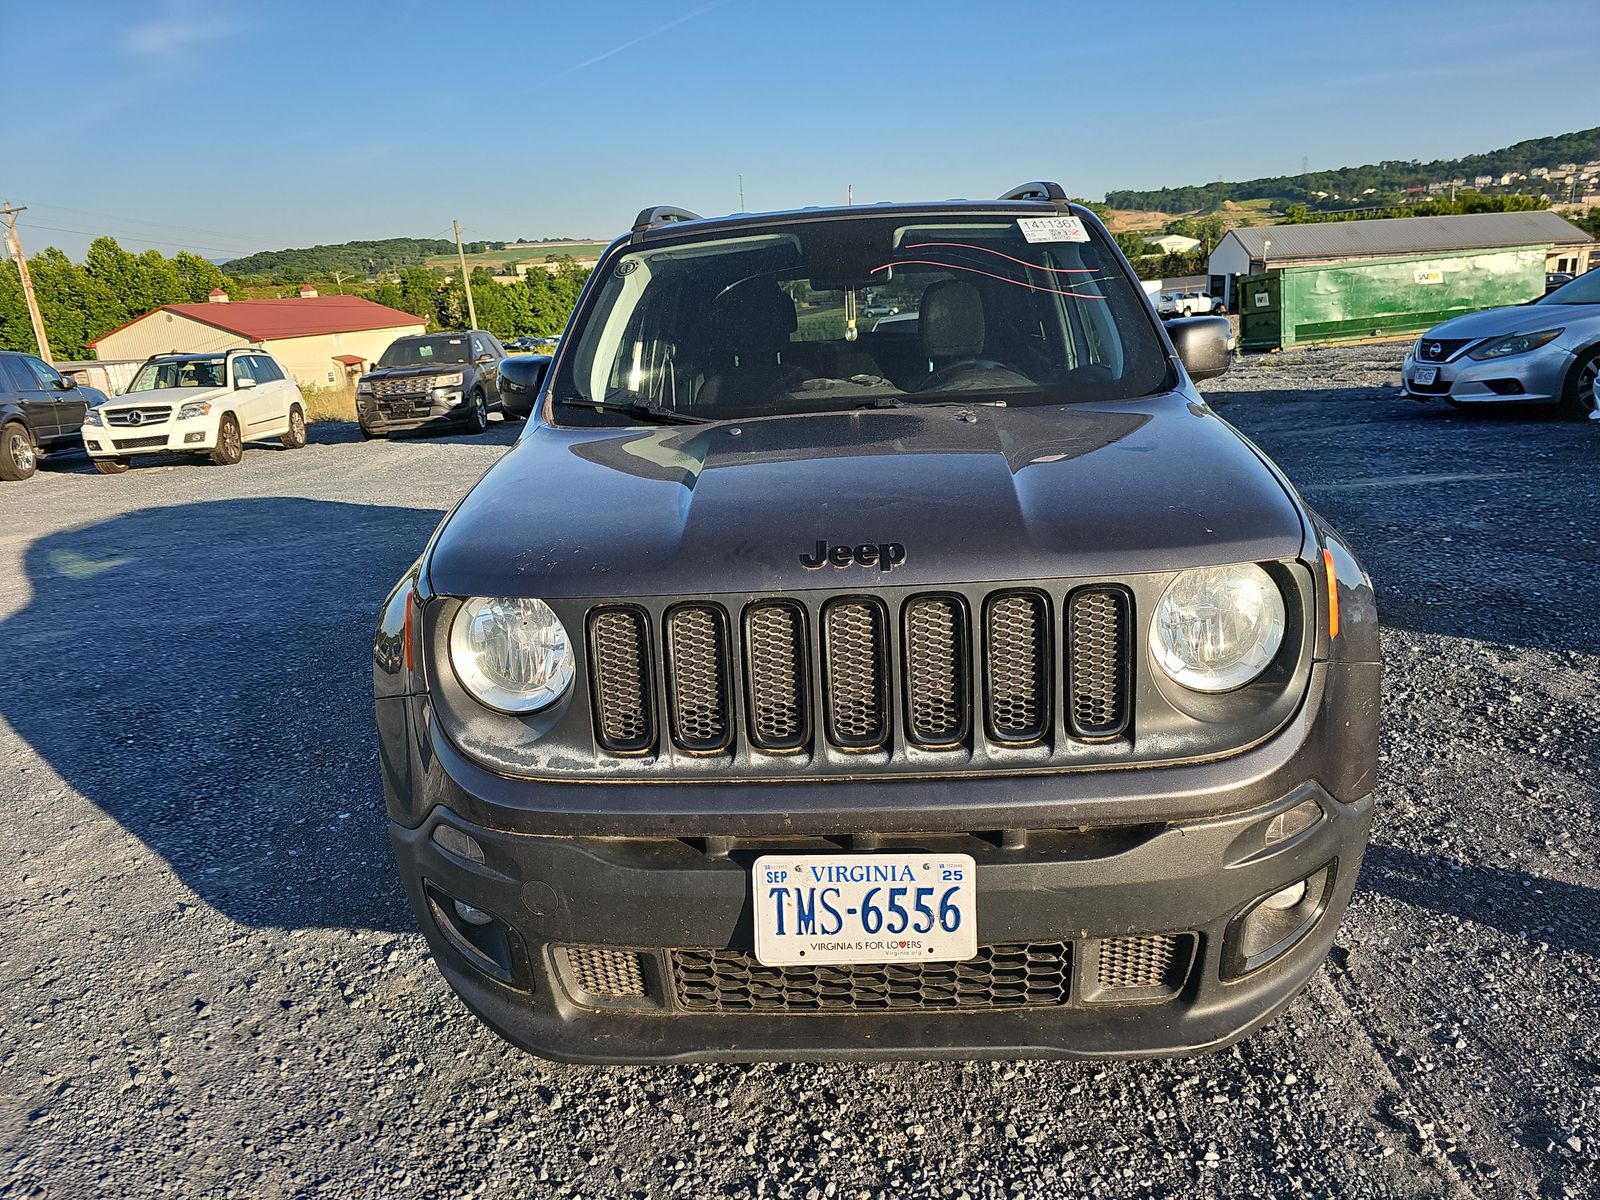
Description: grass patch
300,385,356,423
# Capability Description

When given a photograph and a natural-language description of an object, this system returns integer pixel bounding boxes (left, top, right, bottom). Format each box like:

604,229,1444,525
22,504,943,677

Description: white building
91,292,427,389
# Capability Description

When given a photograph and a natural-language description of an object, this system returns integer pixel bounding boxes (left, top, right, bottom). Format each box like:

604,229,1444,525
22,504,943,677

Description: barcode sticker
1017,216,1090,244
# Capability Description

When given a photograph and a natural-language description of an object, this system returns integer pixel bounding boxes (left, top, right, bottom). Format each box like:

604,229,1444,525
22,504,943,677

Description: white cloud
124,1,241,59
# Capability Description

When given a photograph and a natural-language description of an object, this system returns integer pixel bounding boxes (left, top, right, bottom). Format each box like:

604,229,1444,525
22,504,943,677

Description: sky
3,0,1595,263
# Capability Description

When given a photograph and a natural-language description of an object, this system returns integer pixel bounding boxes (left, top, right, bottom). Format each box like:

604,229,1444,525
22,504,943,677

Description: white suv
82,350,307,474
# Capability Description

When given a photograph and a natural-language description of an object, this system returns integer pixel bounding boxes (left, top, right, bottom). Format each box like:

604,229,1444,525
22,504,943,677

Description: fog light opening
422,882,522,988
453,899,493,926
1223,862,1334,980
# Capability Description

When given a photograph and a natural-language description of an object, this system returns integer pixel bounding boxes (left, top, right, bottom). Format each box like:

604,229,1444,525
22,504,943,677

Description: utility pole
453,219,478,330
2,202,51,362
738,174,745,212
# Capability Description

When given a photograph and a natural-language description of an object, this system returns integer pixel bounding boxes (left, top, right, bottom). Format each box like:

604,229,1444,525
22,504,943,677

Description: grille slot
105,406,171,427
985,592,1049,742
561,946,647,997
903,596,967,746
672,943,1071,1012
1094,933,1193,994
587,607,653,753
1066,588,1130,739
822,598,889,749
744,602,809,751
664,605,731,752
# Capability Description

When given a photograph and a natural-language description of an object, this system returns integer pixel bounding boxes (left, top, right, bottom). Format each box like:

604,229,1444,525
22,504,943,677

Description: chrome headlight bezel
448,596,575,714
1151,563,1287,694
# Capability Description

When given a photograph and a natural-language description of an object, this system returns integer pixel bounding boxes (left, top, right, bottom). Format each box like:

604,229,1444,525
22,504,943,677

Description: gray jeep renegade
373,183,1379,1063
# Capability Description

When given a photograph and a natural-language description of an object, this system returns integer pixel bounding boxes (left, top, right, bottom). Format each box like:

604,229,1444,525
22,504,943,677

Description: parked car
1401,268,1600,416
0,350,100,482
81,349,307,474
355,331,505,438
1159,290,1214,318
373,184,1378,1064
495,354,552,421
1545,271,1575,294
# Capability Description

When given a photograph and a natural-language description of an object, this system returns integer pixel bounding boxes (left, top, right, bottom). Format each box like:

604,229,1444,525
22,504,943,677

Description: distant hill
223,236,592,278
1106,127,1600,215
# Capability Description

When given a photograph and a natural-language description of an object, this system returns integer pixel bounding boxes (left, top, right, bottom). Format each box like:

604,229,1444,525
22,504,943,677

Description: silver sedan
1401,269,1600,417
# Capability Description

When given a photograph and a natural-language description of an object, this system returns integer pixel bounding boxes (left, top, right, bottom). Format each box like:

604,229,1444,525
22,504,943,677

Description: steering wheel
914,357,1033,392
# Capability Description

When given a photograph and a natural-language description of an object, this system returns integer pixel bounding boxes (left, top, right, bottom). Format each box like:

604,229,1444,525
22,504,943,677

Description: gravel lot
3,347,1598,1199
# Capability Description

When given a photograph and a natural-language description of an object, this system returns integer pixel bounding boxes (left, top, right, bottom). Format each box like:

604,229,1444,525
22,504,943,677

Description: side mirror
475,354,496,365
236,377,257,390
1165,316,1233,382
55,376,78,390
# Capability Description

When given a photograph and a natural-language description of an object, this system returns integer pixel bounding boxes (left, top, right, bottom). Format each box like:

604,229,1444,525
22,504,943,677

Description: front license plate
1414,365,1439,385
753,853,977,965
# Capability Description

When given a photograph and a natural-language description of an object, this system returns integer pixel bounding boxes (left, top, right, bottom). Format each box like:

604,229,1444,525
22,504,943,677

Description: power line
28,202,264,250
16,218,255,259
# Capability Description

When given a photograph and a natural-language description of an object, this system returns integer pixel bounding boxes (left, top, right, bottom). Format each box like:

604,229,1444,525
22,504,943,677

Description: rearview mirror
1164,316,1232,382
236,377,257,390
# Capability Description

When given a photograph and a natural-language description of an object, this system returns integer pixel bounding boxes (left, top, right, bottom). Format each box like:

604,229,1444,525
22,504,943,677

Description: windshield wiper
558,397,711,425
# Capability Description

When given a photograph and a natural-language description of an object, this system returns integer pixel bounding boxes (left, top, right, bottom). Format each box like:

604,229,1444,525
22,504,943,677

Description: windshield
378,335,473,367
127,357,226,392
551,213,1172,423
1539,269,1600,305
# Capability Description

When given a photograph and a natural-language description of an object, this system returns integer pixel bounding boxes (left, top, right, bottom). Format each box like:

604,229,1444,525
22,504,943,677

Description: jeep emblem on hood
800,541,906,572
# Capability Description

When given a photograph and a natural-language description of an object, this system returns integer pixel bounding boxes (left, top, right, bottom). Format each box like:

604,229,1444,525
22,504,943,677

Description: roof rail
998,181,1068,203
631,205,703,234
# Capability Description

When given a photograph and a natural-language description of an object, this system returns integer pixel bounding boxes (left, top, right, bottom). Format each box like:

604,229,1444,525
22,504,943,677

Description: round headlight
1152,564,1286,693
449,597,574,713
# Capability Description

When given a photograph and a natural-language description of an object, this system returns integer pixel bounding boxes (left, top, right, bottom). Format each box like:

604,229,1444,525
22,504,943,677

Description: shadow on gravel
1362,843,1599,959
0,498,444,931
310,417,523,448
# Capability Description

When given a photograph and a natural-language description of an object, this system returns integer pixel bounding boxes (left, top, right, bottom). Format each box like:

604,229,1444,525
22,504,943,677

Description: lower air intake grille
1066,588,1130,739
1096,933,1193,992
985,592,1049,742
111,435,169,450
822,598,888,748
665,605,731,752
588,607,653,752
672,943,1071,1012
562,946,647,997
745,602,808,750
903,596,967,745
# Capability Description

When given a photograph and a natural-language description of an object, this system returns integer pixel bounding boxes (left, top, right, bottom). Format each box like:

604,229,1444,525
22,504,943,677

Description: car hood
426,396,1308,599
1421,303,1589,341
96,386,229,409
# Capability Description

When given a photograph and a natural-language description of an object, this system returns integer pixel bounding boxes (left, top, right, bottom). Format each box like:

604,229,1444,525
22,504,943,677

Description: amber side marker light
1321,548,1340,640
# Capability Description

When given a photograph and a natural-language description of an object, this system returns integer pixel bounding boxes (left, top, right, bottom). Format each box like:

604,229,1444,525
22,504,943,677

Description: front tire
0,422,36,481
92,457,130,475
281,405,307,449
1561,347,1600,419
466,389,489,435
210,414,243,465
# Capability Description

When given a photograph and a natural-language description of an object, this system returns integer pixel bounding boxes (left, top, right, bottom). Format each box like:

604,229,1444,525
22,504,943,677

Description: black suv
1,350,101,482
355,331,504,438
373,184,1379,1063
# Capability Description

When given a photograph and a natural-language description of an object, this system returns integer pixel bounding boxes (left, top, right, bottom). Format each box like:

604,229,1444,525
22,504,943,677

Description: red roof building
90,295,429,389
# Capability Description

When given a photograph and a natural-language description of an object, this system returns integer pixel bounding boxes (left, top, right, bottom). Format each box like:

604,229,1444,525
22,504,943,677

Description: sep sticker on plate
1017,216,1090,244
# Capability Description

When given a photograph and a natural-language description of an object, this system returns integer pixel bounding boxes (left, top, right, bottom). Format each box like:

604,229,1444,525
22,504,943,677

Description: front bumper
82,416,217,457
1402,346,1573,404
357,392,467,433
380,661,1378,1062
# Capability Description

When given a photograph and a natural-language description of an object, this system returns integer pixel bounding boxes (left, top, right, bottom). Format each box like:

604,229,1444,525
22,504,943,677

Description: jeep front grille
822,598,889,749
583,586,1132,760
587,607,653,752
1066,588,1131,739
671,943,1072,1012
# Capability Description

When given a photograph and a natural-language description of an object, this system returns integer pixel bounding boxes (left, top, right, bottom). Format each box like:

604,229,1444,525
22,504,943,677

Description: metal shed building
1208,211,1596,351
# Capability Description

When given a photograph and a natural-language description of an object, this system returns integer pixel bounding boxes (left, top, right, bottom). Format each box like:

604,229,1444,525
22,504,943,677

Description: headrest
711,276,798,355
919,279,985,359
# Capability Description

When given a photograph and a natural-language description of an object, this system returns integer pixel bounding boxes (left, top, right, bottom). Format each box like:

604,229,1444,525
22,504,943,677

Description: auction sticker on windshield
1017,215,1090,244
753,854,977,966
